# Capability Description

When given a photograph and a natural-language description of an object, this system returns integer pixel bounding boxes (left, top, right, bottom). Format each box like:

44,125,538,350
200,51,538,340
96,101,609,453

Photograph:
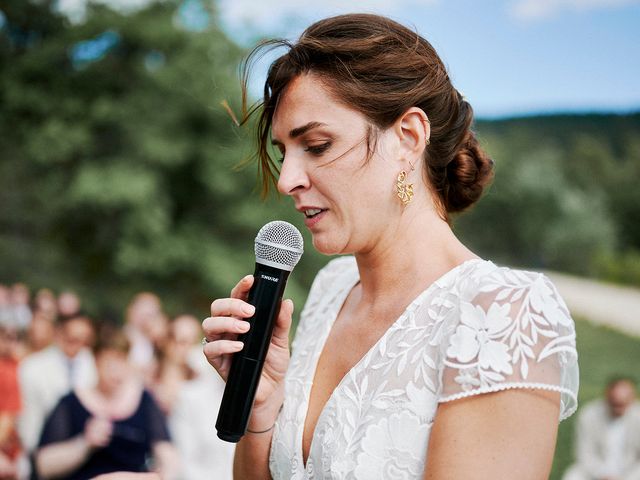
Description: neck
97,383,117,399
353,208,477,309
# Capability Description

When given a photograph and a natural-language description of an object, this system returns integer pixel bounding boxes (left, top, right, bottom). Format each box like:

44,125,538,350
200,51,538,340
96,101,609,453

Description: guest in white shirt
169,347,235,480
18,313,97,453
563,377,640,480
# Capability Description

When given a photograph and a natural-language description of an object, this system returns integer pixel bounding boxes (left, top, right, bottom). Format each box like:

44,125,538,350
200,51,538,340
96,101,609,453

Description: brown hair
92,324,130,356
238,13,494,219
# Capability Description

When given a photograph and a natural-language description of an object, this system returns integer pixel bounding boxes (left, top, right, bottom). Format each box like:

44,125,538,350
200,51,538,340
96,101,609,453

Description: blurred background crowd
0,282,234,479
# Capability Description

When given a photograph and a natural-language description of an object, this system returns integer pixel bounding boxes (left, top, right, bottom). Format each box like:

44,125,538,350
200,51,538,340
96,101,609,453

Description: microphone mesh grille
254,221,304,271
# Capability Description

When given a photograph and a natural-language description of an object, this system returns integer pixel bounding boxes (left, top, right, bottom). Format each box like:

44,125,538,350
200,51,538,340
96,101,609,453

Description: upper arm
425,268,579,478
425,388,560,479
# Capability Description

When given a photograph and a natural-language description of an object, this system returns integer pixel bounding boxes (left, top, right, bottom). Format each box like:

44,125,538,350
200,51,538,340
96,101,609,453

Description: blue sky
55,0,640,118
216,0,640,118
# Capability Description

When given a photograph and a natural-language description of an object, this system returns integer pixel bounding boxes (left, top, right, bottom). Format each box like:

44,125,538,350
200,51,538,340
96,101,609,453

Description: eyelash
277,142,332,163
305,142,331,155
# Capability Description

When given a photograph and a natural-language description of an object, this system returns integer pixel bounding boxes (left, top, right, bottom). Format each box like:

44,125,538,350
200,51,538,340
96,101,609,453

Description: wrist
76,434,93,454
246,423,275,434
248,398,283,433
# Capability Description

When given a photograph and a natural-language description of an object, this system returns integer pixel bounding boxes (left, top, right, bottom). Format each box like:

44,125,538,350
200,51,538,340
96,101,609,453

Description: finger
271,299,293,348
210,297,255,318
202,316,251,339
203,339,244,359
230,275,254,300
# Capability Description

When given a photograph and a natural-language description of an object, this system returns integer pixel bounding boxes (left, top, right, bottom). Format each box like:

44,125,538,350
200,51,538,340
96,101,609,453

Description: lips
303,208,325,218
298,206,328,228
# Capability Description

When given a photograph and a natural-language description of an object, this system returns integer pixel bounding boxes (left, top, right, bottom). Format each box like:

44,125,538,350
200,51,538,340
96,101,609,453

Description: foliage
0,0,639,322
0,0,326,317
457,113,640,281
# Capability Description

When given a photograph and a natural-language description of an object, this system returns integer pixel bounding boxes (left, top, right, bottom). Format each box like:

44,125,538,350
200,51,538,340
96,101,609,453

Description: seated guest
124,293,164,382
170,346,234,480
563,377,640,480
150,314,201,415
26,309,56,354
0,326,24,479
8,284,31,333
34,289,58,322
35,326,178,480
18,313,96,454
57,291,82,319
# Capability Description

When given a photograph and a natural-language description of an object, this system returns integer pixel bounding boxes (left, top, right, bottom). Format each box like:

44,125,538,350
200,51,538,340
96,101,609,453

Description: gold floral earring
396,162,415,206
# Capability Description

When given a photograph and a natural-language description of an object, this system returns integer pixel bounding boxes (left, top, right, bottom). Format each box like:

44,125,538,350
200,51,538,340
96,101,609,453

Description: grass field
550,317,640,479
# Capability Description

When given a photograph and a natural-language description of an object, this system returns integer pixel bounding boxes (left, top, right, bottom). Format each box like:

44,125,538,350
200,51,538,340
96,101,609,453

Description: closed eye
304,142,331,156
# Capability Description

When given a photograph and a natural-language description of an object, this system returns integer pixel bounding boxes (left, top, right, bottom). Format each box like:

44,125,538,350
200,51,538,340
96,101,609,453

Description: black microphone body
216,263,289,442
215,221,303,443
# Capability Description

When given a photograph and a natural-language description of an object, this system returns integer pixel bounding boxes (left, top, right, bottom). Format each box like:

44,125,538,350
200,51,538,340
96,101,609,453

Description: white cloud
510,0,640,21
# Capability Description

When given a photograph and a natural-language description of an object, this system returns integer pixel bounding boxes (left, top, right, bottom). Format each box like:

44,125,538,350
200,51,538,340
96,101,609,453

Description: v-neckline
299,257,485,471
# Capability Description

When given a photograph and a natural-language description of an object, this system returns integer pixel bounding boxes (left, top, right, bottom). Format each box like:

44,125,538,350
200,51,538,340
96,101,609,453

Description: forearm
233,432,274,480
152,441,180,480
35,435,91,479
232,401,281,480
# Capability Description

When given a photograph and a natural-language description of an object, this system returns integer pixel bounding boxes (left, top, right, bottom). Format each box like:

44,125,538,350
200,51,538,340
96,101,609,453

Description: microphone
215,220,304,442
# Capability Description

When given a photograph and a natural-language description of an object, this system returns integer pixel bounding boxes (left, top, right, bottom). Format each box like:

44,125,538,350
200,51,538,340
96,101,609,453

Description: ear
393,107,431,163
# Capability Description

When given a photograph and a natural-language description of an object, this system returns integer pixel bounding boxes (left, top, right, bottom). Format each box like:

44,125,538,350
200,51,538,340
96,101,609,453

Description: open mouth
304,208,327,219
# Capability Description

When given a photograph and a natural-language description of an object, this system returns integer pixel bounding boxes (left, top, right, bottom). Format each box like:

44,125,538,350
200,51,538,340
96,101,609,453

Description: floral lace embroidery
269,257,579,480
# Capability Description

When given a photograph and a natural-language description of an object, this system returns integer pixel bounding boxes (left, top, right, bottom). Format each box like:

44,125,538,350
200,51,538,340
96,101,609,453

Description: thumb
271,299,294,347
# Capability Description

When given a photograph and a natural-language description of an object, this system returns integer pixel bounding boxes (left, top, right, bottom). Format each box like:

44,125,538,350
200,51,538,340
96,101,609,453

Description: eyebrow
271,121,328,146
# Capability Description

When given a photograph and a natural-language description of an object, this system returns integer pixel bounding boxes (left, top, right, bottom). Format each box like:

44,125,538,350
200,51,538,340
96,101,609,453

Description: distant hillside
456,111,640,285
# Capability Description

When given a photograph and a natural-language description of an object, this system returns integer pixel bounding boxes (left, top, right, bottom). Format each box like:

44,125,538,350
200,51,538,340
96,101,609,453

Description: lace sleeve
439,269,579,420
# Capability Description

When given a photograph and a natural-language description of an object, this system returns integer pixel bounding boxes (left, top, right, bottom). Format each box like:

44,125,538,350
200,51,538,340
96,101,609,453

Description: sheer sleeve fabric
439,268,578,420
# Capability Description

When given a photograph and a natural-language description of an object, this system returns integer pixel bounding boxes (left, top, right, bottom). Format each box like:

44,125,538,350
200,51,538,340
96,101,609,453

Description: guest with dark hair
35,327,178,480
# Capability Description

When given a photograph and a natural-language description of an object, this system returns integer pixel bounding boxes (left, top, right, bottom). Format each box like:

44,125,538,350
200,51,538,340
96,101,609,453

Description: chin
311,234,351,256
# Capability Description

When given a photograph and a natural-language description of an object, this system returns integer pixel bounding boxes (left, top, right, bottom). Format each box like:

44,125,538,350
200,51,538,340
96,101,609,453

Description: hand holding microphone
202,221,303,442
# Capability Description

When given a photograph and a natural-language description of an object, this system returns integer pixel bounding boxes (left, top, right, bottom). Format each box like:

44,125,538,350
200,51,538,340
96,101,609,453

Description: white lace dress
269,256,579,479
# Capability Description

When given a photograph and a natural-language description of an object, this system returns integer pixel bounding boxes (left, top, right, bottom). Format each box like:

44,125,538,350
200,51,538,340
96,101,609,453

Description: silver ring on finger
201,336,209,347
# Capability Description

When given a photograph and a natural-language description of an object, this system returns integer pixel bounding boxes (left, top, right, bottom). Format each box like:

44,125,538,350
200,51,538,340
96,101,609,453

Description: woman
203,13,579,479
0,326,22,480
35,327,178,479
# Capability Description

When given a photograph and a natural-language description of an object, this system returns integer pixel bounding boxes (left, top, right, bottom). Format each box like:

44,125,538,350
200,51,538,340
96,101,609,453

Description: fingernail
243,304,255,316
236,321,250,332
233,341,244,350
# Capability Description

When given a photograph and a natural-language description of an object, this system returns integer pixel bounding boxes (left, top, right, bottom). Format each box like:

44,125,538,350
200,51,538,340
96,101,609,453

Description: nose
277,155,310,196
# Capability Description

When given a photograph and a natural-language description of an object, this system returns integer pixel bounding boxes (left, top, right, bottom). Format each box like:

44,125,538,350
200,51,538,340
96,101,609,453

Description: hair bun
444,131,494,213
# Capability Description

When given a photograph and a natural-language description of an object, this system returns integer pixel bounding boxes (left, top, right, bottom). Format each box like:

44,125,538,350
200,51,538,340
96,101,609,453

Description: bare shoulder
425,388,560,480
